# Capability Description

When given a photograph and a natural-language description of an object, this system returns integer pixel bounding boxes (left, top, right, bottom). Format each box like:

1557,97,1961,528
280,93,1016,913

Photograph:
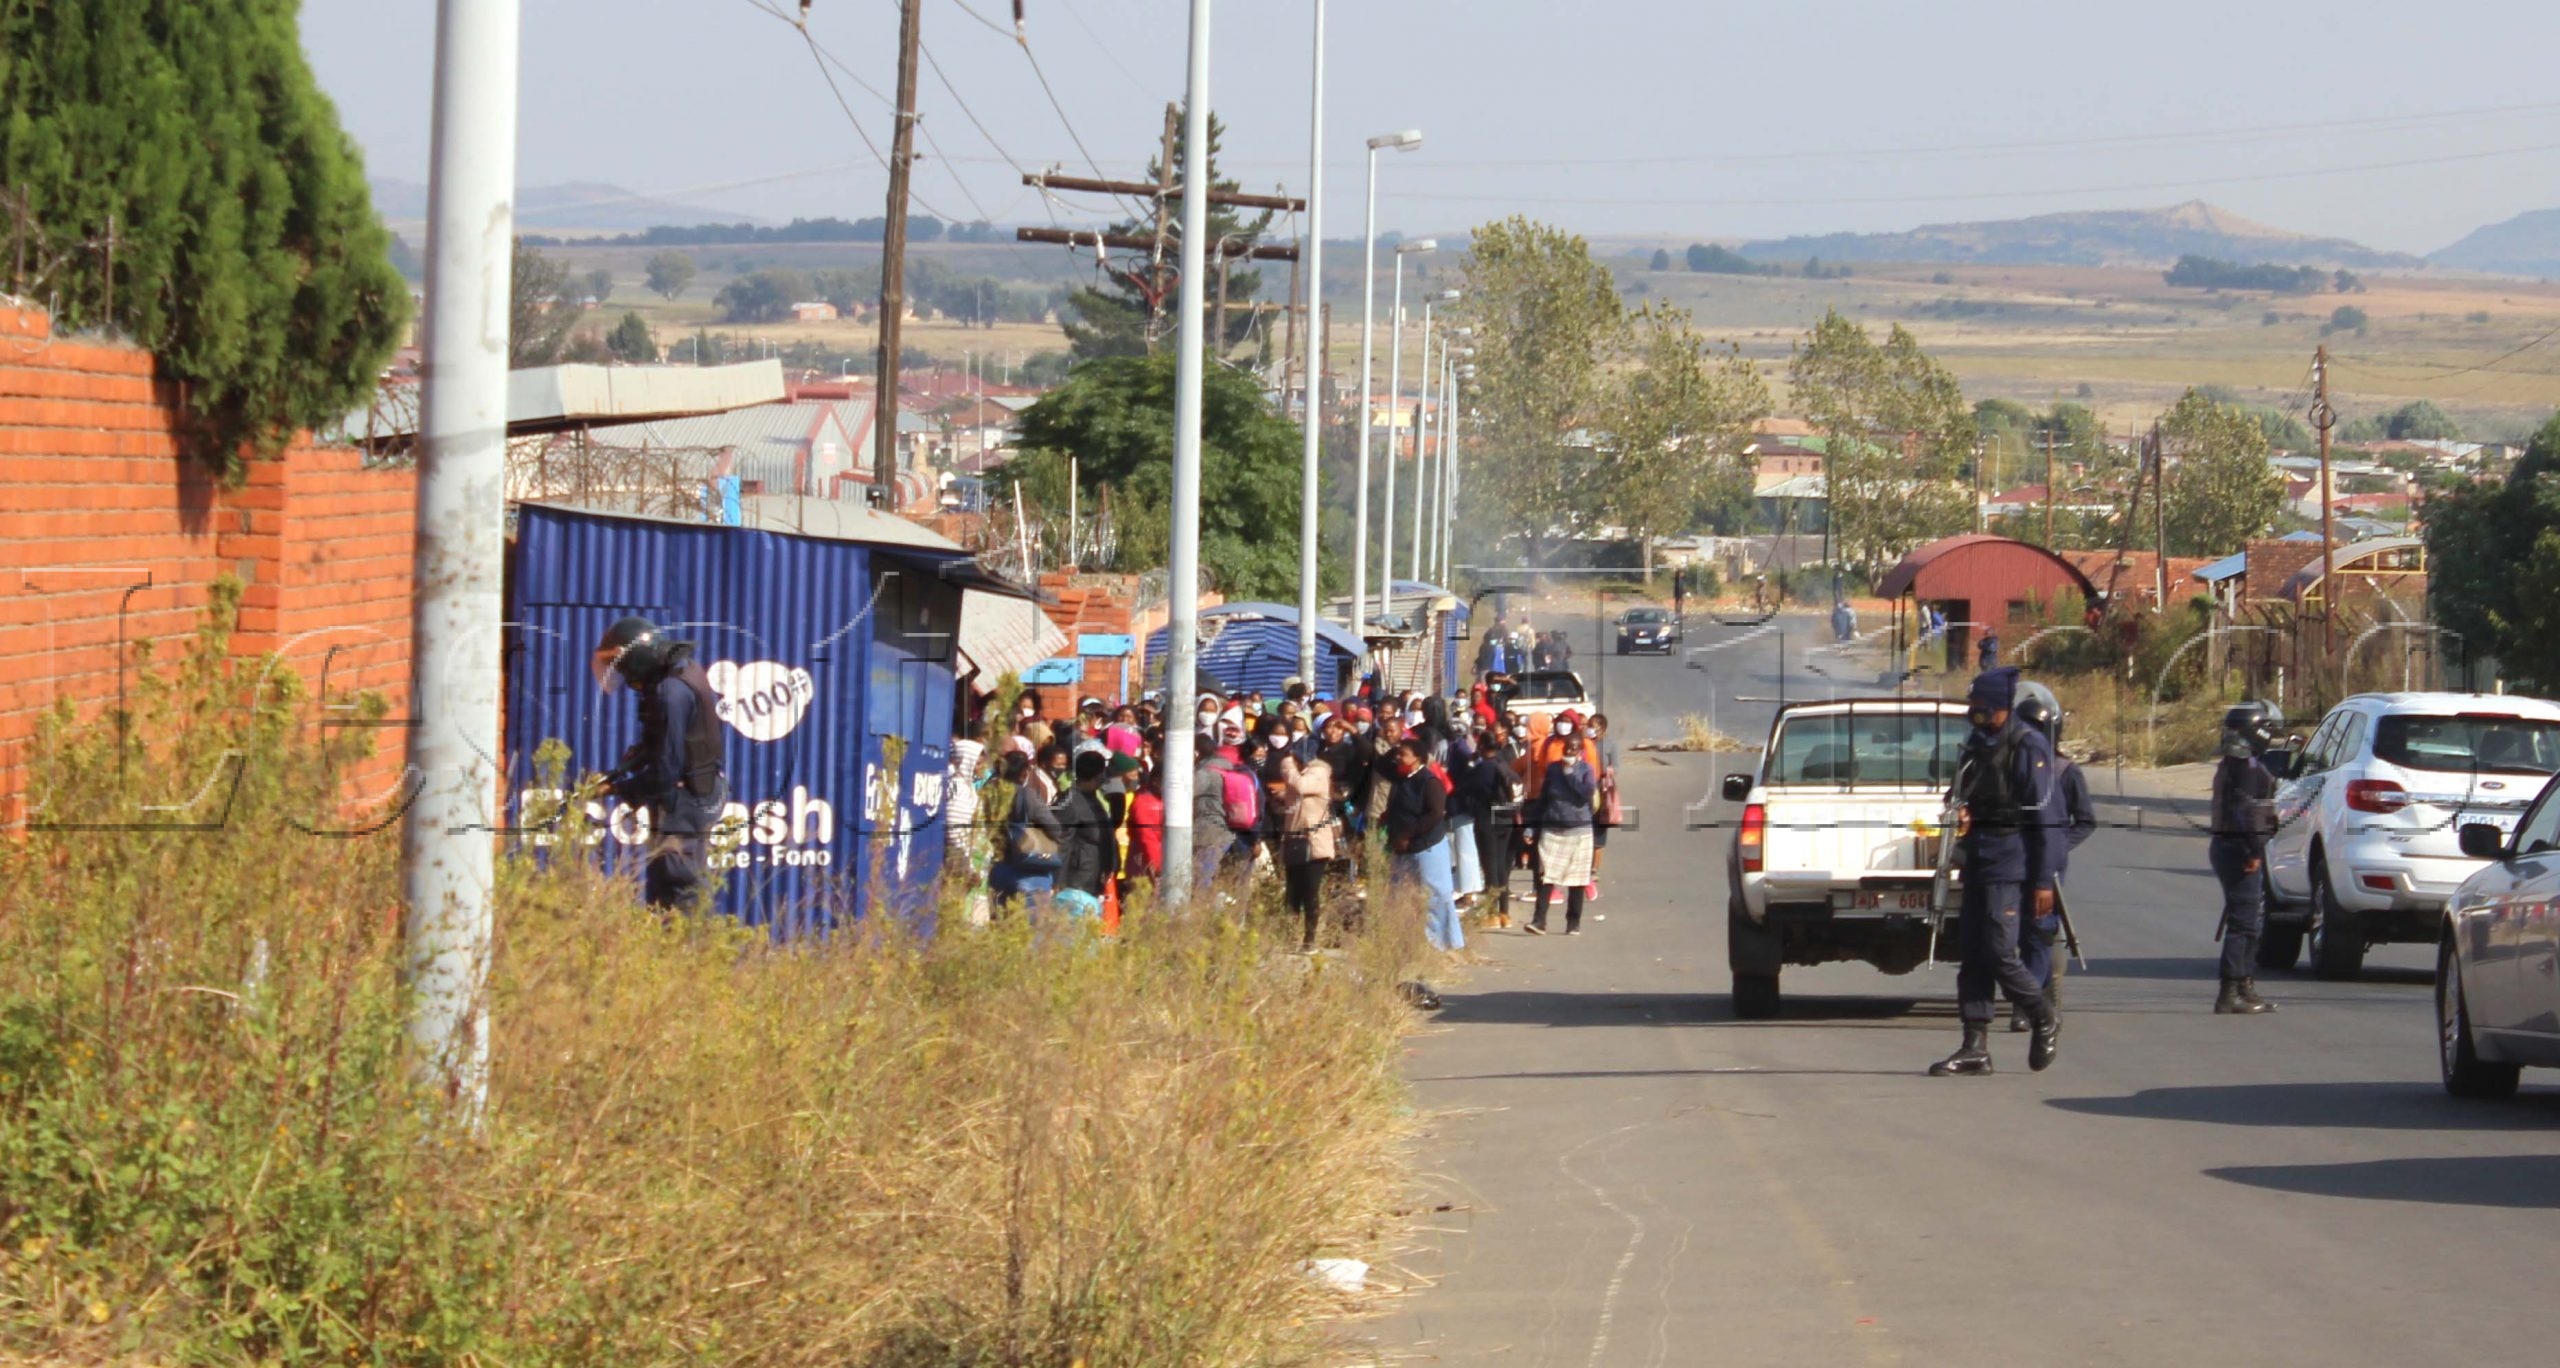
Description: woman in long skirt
1524,710,1600,936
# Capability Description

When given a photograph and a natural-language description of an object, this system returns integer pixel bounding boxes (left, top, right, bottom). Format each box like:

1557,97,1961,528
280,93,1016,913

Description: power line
1052,0,1154,100
1378,139,2560,210
742,0,968,222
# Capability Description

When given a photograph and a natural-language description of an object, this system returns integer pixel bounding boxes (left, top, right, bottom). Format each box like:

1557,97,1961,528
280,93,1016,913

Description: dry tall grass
0,587,1428,1365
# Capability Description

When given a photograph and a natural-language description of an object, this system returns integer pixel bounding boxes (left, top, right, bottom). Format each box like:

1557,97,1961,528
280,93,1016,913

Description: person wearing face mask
1523,710,1599,935
1928,666,2064,1078
1383,736,1463,952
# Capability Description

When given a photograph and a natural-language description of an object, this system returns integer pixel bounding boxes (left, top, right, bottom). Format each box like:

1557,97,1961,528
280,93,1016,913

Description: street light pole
1351,129,1420,636
1160,0,1215,908
1412,289,1457,585
1293,0,1326,687
1380,237,1435,624
407,0,519,1124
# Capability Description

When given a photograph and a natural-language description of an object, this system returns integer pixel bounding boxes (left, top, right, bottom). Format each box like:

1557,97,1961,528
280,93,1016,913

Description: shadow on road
2047,1080,2560,1131
1431,988,1948,1028
2071,956,2433,989
2207,1154,2560,1208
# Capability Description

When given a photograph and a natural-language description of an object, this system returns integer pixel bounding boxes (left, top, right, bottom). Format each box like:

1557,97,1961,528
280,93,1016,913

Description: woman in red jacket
1123,762,1166,901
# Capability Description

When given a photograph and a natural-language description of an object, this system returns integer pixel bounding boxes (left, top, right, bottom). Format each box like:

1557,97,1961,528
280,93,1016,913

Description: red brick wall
0,303,415,823
2243,539,2329,603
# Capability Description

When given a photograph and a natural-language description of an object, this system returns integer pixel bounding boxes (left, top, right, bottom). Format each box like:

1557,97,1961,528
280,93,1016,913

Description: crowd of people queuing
938,666,1624,951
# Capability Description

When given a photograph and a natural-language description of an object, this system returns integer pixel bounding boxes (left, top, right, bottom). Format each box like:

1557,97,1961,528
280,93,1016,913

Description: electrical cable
1382,139,2560,211
743,0,966,223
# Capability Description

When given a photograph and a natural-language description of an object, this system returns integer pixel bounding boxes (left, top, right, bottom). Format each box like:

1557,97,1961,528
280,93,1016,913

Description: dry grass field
544,234,2560,436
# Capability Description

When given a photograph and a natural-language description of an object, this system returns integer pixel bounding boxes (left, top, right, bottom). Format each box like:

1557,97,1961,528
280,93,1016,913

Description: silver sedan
2439,780,2560,1098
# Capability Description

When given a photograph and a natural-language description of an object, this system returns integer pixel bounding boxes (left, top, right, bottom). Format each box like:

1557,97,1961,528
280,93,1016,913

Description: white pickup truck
1720,698,1971,1018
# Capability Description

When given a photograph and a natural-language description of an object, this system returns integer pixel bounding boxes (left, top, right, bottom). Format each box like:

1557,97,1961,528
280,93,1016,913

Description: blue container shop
506,503,1025,934
1143,602,1369,699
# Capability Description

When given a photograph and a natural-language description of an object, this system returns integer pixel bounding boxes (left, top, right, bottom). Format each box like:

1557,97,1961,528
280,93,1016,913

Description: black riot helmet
2013,680,2063,746
592,615,674,693
2221,701,2283,758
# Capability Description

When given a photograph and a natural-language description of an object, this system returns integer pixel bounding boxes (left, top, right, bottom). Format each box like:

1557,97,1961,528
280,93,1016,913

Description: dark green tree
1648,247,1672,271
0,0,406,472
645,249,697,299
713,268,809,324
510,240,580,368
2386,399,2461,441
996,354,1303,597
606,311,658,363
1059,109,1274,361
2426,413,2560,690
2325,305,2369,335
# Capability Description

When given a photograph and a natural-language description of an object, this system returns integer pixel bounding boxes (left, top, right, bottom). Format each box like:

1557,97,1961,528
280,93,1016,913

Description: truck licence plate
1833,888,1931,911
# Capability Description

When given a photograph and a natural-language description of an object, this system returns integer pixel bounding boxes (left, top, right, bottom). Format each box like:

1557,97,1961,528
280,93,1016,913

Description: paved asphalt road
1363,608,2560,1366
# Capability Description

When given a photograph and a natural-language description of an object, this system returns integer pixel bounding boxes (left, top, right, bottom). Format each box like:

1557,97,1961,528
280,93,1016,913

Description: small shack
506,503,1036,935
1144,602,1367,698
1327,580,1470,695
1876,534,2100,669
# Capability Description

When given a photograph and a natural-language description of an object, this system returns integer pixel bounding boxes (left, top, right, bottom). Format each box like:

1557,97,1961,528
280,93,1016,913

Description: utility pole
1295,0,1326,686
1161,0,1213,908
871,0,923,501
407,0,519,1124
2042,426,2057,548
1153,104,1178,350
2151,421,2167,609
2312,345,2337,678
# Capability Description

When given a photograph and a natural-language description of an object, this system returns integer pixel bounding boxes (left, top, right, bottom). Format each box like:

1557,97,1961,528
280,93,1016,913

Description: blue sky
302,0,2560,253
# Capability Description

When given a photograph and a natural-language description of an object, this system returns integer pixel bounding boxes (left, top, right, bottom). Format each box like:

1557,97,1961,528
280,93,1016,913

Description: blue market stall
1145,602,1368,698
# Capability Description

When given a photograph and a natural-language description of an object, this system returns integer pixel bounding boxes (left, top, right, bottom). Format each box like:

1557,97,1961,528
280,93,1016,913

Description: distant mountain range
367,178,766,234
1736,200,2420,270
2427,208,2560,279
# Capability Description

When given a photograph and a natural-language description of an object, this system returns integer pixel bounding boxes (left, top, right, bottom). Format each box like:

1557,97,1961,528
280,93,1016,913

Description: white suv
2263,692,2560,979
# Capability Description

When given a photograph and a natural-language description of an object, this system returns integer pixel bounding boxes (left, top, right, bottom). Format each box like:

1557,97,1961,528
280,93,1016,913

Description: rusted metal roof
1875,534,2100,605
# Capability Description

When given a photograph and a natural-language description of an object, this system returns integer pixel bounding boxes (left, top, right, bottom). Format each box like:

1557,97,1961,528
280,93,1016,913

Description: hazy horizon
303,1,2560,256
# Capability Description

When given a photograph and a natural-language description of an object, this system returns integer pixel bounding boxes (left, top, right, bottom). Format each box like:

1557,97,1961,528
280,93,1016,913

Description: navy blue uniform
1954,717,2062,1026
2020,758,2097,992
2209,754,2277,978
607,658,724,909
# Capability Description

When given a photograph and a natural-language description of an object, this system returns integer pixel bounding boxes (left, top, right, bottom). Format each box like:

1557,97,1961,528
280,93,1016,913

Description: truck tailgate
1759,788,1941,902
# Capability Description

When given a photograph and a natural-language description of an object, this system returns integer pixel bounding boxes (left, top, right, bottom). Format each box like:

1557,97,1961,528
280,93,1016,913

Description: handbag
1010,817,1063,871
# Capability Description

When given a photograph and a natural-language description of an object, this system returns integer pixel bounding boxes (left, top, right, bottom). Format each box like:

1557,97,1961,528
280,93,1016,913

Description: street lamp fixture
1353,128,1425,633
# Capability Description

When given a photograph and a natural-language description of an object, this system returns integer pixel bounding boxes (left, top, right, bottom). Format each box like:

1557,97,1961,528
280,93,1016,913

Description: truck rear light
1739,803,1766,873
2344,779,2410,814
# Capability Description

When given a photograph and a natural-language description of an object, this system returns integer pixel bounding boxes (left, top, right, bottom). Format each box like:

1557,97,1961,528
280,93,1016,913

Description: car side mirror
2459,822,2508,861
1722,773,1752,802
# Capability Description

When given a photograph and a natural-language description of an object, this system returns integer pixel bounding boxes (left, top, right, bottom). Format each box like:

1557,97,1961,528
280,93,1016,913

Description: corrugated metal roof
2192,551,2248,584
958,590,1069,687
1144,603,1368,697
581,399,866,495
508,360,787,431
1876,534,2099,603
736,495,965,550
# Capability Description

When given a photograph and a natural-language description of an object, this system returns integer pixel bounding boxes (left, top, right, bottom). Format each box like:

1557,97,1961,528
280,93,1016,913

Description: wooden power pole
871,0,924,501
2311,345,2338,676
2151,421,2167,608
2042,426,2057,549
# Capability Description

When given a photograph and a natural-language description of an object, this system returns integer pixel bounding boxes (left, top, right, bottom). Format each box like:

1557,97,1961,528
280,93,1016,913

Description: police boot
1928,1024,1994,1077
2029,1001,2061,1072
2008,1003,2031,1033
2222,977,2274,1014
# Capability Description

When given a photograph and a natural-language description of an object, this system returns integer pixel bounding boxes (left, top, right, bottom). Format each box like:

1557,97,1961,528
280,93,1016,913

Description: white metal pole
1439,357,1459,581
1294,0,1325,686
1161,0,1214,908
1410,301,1435,584
1380,254,1405,623
1352,147,1380,634
406,0,518,1124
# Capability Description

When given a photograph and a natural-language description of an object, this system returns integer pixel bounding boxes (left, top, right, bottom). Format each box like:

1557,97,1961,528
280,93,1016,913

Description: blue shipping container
1144,602,1367,699
507,504,972,935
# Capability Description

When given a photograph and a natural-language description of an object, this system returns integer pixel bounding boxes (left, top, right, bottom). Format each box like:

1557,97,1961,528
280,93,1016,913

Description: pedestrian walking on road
1384,737,1464,952
2209,703,2283,1015
1587,712,1621,904
1525,710,1599,936
1929,667,2063,1077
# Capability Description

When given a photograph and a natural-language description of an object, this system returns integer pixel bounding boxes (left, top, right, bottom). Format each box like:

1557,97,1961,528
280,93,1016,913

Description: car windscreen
1765,711,1967,787
2373,714,2560,776
1623,610,1665,624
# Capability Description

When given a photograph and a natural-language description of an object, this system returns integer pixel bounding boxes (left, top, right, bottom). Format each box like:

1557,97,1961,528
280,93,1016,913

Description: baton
2055,884,2087,970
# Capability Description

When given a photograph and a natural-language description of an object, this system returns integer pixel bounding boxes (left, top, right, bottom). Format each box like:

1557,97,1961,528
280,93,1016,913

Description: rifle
1926,755,1968,965
2055,884,2086,969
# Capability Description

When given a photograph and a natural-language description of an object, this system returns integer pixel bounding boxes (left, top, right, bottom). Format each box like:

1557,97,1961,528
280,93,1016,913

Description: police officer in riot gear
593,616,727,909
2009,682,2096,1031
1931,666,2064,1077
2209,702,2283,1015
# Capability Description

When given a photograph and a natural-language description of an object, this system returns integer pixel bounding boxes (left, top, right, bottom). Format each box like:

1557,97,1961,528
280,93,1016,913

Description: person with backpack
1523,709,1600,936
1195,717,1264,884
